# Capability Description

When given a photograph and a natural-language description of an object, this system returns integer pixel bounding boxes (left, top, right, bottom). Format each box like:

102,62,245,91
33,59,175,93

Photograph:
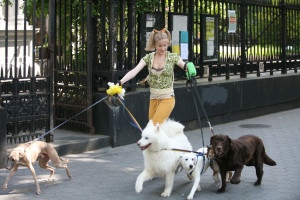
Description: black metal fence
55,0,300,133
0,0,51,143
91,0,300,86
52,0,93,133
1,0,299,143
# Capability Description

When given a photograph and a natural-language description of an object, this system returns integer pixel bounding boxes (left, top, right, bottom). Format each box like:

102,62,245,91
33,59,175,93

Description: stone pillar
0,107,7,169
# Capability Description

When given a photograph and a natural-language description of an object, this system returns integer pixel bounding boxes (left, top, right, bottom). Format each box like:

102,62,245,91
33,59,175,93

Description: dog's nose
217,146,222,151
189,165,193,169
137,142,140,146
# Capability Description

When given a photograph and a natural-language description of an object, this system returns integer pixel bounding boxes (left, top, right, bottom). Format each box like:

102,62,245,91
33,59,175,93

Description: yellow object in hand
106,85,123,96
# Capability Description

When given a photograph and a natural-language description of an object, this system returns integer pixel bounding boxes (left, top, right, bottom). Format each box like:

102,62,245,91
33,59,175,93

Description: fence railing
0,0,51,143
1,0,299,140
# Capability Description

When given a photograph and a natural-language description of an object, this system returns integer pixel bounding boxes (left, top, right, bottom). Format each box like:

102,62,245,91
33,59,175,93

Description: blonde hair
145,29,171,51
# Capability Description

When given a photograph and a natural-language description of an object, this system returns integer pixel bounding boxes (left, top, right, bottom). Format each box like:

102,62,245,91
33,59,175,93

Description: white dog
179,147,220,200
136,119,192,197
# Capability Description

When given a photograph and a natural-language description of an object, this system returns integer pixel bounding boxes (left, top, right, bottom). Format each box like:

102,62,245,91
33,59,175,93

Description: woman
119,28,187,125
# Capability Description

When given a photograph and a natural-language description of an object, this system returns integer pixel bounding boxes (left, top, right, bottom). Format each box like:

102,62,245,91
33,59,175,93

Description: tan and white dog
179,146,232,200
136,119,192,198
3,141,71,195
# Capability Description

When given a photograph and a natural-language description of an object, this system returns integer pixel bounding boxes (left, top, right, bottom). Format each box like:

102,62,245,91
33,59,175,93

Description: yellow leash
106,84,143,132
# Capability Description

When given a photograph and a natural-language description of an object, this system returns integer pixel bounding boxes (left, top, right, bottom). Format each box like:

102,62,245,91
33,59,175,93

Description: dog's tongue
140,143,151,150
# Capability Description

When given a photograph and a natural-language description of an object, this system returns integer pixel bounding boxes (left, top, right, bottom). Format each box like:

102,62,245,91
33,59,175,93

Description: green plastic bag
186,62,196,80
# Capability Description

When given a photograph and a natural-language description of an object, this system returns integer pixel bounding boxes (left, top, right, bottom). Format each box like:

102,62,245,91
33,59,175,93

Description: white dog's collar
189,153,206,175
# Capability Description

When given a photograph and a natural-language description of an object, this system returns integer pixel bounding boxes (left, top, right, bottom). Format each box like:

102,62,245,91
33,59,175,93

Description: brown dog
210,134,276,193
3,141,71,194
207,146,232,183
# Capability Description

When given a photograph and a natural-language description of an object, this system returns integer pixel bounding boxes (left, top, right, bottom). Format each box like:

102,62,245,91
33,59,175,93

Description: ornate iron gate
52,0,93,133
0,0,51,144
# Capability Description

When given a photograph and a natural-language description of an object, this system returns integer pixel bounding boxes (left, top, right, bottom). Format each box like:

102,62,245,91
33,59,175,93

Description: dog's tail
263,152,276,166
59,157,69,163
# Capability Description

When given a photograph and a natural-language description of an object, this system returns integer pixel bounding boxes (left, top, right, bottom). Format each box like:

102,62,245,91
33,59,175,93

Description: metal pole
100,0,107,70
0,108,7,168
128,0,136,71
109,0,118,73
127,0,137,91
87,0,95,134
188,0,194,62
47,0,56,142
240,0,247,78
280,0,287,74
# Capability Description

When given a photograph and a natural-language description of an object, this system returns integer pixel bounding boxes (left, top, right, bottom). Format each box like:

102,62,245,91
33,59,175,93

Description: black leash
186,69,215,147
190,77,214,135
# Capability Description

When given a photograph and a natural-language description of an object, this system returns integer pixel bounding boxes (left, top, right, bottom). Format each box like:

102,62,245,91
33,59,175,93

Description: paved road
1,108,300,200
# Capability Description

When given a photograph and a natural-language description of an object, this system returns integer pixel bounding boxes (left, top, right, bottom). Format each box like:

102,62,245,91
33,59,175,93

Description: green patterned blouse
142,51,182,89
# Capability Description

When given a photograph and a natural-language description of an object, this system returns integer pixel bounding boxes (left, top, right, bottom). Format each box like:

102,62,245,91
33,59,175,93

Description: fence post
127,0,136,91
127,0,136,70
47,0,56,142
109,0,118,74
0,107,7,168
240,0,247,78
87,0,96,134
100,0,107,69
188,0,194,62
280,0,287,74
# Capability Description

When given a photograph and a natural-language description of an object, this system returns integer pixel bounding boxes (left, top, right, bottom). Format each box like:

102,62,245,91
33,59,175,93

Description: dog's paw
213,175,220,183
161,191,170,198
230,179,240,184
187,194,194,200
187,174,193,180
197,185,201,192
36,189,41,195
216,187,225,194
135,185,142,193
254,180,261,186
3,184,7,191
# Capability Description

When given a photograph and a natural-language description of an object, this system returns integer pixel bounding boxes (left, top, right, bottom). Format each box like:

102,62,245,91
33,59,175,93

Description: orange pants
148,97,175,125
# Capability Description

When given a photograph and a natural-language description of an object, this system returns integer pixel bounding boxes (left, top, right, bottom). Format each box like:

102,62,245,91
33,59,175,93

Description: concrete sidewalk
1,108,300,200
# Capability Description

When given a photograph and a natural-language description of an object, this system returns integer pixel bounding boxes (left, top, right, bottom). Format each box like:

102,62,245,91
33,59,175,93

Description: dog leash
186,68,215,136
116,95,143,132
33,83,144,142
186,68,215,148
186,69,204,147
168,148,206,154
107,83,143,132
34,96,109,141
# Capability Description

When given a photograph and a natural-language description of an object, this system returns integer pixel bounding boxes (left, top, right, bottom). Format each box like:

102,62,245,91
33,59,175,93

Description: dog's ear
19,152,23,158
226,135,232,144
147,120,154,127
210,135,216,145
155,123,160,133
175,160,183,174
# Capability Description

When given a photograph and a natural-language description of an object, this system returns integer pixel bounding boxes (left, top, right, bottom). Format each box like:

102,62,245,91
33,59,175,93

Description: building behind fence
0,0,299,144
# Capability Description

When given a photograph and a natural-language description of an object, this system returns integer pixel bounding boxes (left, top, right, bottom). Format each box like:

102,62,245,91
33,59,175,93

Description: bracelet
118,80,122,86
